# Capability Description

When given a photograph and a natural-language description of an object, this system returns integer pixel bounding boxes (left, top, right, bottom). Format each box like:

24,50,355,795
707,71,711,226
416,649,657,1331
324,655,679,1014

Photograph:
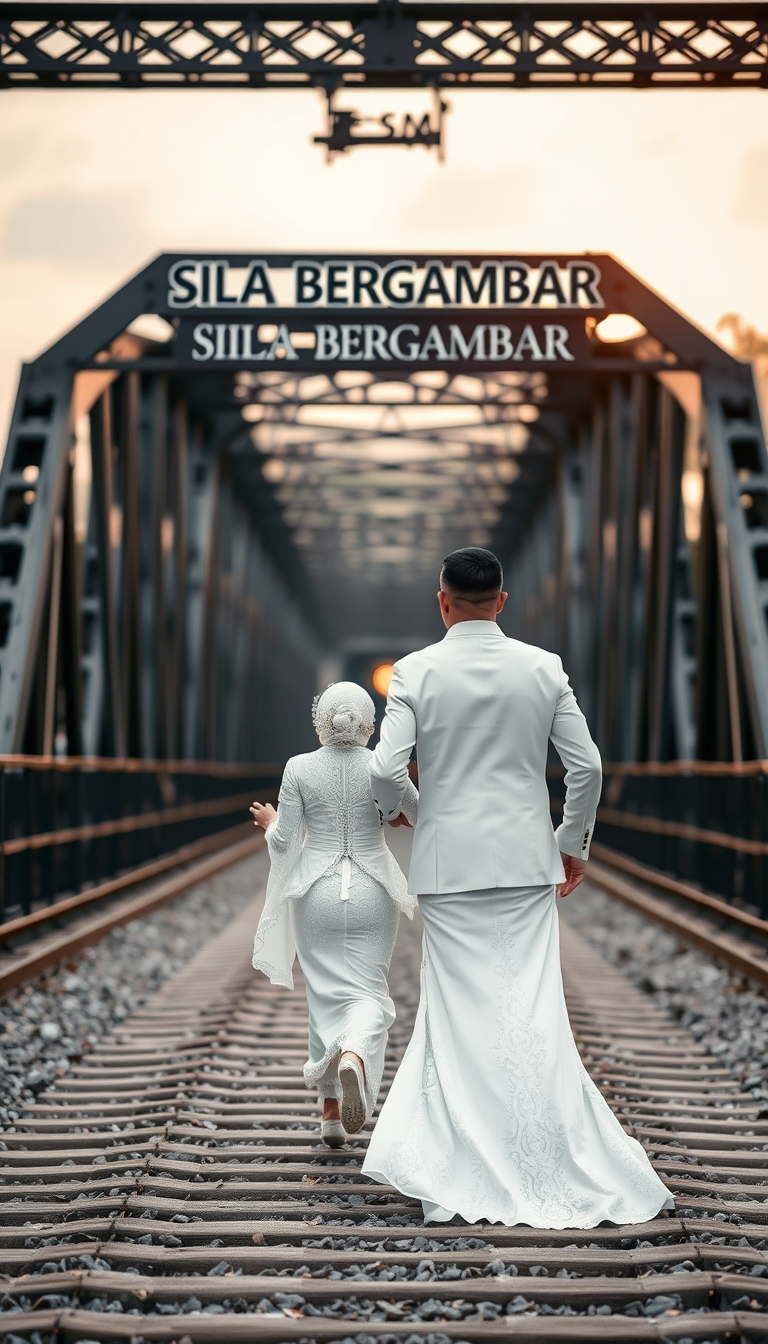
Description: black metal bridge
0,250,766,932
1,1,767,89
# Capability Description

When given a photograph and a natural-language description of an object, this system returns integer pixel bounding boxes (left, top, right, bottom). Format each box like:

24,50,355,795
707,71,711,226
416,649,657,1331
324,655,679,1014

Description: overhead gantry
1,1,766,89
3,1,765,153
0,252,766,764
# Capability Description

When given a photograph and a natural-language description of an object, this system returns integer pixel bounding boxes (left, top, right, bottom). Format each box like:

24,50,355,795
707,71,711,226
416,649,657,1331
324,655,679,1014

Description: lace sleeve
266,762,305,856
253,760,305,989
399,777,419,827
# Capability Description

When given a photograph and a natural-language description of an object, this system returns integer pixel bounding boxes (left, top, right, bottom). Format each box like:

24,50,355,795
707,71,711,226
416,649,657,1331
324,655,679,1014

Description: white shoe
339,1053,366,1134
321,1119,347,1148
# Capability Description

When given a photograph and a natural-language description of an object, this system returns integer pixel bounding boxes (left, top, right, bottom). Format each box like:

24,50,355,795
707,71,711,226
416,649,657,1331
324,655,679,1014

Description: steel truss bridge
0,249,766,770
0,1,767,90
2,236,768,929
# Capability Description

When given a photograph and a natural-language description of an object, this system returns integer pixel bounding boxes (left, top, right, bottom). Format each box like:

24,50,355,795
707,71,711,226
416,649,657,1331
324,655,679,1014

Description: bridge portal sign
52,252,734,378
168,255,603,372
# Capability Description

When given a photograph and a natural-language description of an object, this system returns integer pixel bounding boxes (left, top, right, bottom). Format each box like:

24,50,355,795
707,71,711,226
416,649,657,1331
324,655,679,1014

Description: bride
250,682,417,1147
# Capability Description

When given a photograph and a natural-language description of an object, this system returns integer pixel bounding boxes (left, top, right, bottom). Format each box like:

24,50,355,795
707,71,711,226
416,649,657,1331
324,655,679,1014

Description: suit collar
444,621,506,640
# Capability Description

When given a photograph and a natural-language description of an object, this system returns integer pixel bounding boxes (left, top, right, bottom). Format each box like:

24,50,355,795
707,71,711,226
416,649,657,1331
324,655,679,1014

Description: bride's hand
251,802,277,829
388,813,412,828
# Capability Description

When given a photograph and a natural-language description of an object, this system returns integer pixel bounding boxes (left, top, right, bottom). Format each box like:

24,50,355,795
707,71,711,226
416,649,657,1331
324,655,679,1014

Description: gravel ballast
561,881,768,1100
0,849,267,1127
0,864,761,1340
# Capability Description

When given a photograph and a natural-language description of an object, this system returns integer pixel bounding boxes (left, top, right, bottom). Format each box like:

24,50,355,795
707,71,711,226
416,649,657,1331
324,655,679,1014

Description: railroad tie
3,895,768,1340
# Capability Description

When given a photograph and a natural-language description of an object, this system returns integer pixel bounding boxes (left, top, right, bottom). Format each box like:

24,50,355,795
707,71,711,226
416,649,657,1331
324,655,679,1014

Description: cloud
1,190,153,266
0,130,40,177
401,166,532,231
732,148,768,229
640,133,681,159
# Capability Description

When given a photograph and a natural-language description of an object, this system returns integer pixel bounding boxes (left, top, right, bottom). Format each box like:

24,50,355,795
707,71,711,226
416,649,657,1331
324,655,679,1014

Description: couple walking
251,547,673,1228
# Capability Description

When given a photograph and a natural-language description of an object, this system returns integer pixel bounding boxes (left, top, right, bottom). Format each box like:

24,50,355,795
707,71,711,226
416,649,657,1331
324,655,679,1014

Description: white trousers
363,885,674,1228
292,865,398,1116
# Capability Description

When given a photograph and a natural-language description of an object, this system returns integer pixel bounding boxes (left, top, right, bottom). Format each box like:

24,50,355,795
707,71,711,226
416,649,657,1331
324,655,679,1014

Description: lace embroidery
252,744,418,988
292,866,398,1115
490,914,587,1226
566,1028,671,1210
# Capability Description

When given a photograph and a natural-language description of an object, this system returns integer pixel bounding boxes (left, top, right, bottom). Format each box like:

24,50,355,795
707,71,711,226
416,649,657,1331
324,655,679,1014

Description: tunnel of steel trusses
0,251,766,770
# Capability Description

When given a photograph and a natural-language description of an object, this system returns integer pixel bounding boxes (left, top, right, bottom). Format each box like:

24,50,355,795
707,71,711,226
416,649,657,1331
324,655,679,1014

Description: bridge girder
0,2,767,90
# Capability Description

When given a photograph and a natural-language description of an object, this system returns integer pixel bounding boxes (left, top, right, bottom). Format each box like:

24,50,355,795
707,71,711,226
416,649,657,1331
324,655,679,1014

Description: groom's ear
497,591,509,613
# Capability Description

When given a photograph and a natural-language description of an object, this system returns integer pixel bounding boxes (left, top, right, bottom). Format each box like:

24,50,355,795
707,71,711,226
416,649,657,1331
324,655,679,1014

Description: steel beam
1,2,766,89
89,390,125,757
703,374,768,757
79,432,106,757
0,364,74,754
120,370,143,757
60,463,82,757
171,399,189,761
41,512,63,756
616,374,647,761
668,509,698,761
137,374,164,759
182,426,215,760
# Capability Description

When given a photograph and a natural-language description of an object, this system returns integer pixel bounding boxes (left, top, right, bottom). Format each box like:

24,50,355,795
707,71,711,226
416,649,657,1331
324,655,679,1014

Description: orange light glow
372,662,394,697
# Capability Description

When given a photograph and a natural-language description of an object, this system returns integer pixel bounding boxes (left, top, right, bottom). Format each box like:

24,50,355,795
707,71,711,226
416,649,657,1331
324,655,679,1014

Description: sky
0,85,767,435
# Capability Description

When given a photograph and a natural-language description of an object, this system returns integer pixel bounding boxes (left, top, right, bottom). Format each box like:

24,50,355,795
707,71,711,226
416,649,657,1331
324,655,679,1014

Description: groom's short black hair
441,547,503,602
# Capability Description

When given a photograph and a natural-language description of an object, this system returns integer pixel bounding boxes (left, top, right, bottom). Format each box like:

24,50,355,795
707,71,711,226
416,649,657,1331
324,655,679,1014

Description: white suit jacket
370,621,602,895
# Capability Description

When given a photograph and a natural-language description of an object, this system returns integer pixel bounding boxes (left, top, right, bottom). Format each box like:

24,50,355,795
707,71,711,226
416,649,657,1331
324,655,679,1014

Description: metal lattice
1,2,767,89
1,252,767,766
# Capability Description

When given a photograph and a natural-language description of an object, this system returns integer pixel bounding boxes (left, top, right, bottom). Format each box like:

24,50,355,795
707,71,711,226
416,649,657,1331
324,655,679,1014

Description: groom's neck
438,587,508,628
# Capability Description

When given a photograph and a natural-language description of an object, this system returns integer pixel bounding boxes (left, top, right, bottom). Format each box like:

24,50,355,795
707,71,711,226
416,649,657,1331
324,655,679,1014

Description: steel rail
2,892,768,1339
0,829,265,996
0,757,283,926
0,818,261,943
588,843,768,989
592,842,768,939
548,763,768,916
1,767,759,996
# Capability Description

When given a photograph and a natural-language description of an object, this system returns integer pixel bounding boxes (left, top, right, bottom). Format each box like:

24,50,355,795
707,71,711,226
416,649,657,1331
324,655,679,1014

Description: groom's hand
388,813,412,828
557,853,584,897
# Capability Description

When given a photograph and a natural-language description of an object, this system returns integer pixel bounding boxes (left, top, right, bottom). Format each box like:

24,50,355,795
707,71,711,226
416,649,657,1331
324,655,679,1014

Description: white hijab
312,682,376,747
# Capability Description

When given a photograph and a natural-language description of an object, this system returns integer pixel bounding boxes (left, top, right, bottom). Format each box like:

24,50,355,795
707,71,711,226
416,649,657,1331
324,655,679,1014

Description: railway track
4,878,768,1341
0,828,266,997
583,847,768,993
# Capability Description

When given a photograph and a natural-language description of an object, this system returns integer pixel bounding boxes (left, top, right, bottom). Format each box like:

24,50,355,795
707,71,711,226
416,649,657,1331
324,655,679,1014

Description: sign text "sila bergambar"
167,259,605,310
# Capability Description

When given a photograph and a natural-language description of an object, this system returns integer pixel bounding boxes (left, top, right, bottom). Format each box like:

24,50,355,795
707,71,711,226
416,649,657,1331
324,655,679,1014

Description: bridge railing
0,756,282,923
549,760,768,918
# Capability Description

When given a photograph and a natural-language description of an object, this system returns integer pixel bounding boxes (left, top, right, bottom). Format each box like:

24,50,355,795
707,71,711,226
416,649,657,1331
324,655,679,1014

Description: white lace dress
252,743,417,1115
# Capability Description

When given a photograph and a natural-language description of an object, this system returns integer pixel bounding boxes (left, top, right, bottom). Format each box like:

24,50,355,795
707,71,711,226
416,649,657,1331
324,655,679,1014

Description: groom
363,546,604,1225
371,546,601,899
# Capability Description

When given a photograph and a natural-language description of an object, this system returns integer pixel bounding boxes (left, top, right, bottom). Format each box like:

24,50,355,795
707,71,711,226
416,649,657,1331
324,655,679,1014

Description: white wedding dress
252,740,418,1115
